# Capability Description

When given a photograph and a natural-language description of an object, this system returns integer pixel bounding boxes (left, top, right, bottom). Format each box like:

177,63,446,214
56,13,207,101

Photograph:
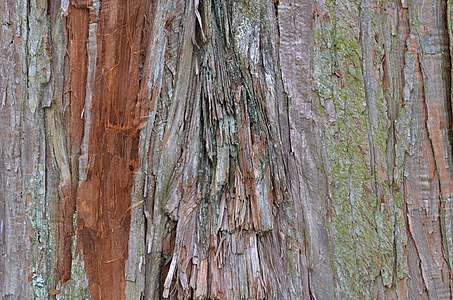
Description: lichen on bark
1,0,452,299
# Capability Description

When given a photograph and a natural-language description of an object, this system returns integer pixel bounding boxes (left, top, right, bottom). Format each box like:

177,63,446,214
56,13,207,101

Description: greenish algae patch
313,0,400,297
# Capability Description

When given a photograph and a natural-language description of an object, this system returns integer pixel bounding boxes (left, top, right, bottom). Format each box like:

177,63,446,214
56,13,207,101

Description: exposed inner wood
70,1,150,298
1,0,452,299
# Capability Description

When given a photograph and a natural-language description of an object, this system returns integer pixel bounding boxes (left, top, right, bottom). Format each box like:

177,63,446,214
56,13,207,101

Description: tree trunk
1,0,452,299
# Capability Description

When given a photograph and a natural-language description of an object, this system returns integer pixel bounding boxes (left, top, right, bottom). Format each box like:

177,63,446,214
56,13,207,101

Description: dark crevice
441,3,453,291
442,4,453,161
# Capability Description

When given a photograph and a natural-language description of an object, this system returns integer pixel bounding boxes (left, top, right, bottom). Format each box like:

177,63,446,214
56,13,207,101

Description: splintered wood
2,0,452,299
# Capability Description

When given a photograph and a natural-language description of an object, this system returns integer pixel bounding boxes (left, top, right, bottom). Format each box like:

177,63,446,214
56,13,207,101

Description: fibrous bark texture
1,0,452,299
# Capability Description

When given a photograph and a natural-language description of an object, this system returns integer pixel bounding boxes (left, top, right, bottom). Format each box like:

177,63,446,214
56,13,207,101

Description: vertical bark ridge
25,0,63,298
0,0,32,297
62,2,89,286
401,0,453,297
278,0,335,298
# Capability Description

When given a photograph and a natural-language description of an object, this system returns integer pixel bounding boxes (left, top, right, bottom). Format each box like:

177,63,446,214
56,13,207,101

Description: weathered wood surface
1,0,452,299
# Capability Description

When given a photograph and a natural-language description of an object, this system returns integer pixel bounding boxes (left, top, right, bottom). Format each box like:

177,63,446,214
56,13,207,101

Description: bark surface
1,0,452,299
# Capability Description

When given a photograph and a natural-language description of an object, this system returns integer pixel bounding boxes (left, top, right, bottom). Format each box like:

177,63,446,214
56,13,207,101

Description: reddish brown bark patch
70,1,150,299
57,5,90,284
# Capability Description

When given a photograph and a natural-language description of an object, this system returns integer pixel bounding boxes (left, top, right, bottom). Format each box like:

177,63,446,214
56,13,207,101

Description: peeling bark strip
2,0,453,299
60,3,89,285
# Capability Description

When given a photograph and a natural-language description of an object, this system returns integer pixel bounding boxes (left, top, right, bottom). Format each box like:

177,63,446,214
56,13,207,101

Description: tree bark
0,0,452,299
